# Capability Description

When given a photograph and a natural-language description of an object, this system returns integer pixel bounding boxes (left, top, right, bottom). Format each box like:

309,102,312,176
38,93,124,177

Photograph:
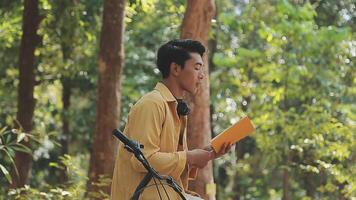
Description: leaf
3,147,19,178
16,132,26,143
49,162,59,168
5,134,11,144
0,164,12,184
237,48,262,58
10,144,32,154
0,126,7,136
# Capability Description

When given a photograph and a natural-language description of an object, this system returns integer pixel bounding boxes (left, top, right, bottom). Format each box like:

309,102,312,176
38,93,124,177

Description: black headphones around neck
176,99,190,116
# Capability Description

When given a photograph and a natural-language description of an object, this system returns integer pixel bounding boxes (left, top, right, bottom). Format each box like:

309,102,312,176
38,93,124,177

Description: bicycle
112,129,187,200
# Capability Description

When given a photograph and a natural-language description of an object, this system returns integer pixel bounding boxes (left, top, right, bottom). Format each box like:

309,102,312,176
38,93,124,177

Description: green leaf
4,134,11,144
0,164,12,184
10,144,32,154
16,132,26,143
49,162,59,168
3,147,19,178
237,48,262,58
0,126,7,136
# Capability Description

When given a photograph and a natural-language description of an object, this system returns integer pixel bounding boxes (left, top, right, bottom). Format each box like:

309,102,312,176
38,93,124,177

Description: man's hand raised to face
186,149,214,169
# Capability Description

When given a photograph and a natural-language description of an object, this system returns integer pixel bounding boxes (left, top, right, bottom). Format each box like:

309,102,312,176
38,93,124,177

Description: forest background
0,0,355,199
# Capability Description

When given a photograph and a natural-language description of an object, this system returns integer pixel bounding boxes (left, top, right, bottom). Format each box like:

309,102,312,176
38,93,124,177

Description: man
111,39,231,200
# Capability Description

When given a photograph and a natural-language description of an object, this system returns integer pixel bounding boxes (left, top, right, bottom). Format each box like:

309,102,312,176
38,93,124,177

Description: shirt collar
154,82,177,103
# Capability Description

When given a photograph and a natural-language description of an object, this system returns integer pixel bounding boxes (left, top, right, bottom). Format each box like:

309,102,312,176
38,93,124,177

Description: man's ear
170,62,182,77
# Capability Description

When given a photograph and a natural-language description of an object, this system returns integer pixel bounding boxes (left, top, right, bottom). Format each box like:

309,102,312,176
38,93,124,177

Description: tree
52,0,78,183
87,0,126,196
180,0,216,199
211,0,355,199
11,0,41,188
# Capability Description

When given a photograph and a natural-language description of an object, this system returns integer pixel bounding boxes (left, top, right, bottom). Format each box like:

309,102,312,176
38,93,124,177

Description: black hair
156,39,205,78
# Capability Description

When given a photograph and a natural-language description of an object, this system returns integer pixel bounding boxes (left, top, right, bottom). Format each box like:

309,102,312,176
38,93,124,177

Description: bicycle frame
112,129,186,200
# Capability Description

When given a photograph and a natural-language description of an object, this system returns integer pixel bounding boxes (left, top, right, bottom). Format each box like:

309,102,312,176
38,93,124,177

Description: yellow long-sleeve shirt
111,82,196,200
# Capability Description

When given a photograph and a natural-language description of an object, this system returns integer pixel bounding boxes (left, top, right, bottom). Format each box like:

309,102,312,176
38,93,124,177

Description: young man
111,39,231,200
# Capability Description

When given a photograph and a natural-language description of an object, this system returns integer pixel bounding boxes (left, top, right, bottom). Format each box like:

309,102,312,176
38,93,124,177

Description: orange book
211,116,255,153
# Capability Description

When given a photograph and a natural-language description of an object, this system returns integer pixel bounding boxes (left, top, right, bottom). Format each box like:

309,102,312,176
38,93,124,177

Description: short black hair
156,39,205,78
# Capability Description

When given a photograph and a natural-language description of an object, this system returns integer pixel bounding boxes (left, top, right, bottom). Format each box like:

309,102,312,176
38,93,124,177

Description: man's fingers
209,150,216,160
204,145,212,151
224,143,232,153
217,143,232,157
219,143,228,155
207,143,232,161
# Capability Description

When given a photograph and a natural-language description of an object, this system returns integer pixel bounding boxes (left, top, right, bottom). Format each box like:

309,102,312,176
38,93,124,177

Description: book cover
211,116,255,153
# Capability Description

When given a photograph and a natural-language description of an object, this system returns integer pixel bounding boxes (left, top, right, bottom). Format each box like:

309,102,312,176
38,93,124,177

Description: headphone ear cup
177,100,190,116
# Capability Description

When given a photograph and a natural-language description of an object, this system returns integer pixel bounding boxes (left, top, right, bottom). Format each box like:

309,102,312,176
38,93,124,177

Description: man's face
178,52,204,94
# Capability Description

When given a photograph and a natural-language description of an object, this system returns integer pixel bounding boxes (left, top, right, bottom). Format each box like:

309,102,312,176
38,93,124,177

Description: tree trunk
282,157,291,200
59,78,71,183
282,167,290,200
305,172,314,198
181,0,216,199
58,10,74,182
11,0,41,188
87,0,126,196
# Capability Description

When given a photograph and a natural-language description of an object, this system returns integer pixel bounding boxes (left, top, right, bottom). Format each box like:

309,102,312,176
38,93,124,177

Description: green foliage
0,127,36,185
5,154,110,200
121,0,185,125
0,1,22,128
212,0,355,199
1,0,355,199
86,175,111,200
5,154,107,200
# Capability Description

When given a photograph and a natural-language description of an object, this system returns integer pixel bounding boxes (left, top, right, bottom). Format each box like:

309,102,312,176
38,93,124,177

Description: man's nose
199,70,205,79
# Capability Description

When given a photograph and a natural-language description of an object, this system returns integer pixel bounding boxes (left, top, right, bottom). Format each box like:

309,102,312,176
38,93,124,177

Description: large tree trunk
181,0,216,199
87,0,126,196
11,0,41,188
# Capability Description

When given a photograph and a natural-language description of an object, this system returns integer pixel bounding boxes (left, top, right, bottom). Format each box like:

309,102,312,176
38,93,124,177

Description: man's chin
191,87,200,96
184,86,201,96
184,88,196,96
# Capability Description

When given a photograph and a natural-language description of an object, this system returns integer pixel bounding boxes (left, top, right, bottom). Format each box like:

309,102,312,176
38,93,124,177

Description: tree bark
87,0,126,196
282,166,290,200
305,172,314,198
11,0,41,188
181,0,216,199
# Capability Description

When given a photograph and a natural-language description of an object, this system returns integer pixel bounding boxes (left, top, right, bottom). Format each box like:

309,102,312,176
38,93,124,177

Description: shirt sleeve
126,98,187,180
